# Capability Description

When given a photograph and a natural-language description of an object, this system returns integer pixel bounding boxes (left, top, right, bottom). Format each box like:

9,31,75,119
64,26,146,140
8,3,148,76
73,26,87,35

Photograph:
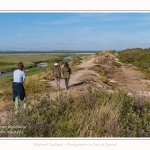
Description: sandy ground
109,61,150,98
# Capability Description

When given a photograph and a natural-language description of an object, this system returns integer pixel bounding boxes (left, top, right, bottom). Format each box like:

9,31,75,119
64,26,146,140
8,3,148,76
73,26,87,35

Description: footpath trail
47,57,100,99
109,60,150,98
48,53,150,99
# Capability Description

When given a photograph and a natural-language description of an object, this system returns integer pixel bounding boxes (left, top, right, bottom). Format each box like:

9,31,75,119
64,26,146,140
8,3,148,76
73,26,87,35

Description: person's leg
56,78,60,88
55,78,58,87
57,78,60,87
23,97,27,109
65,78,69,89
64,78,67,89
66,78,69,89
15,96,19,114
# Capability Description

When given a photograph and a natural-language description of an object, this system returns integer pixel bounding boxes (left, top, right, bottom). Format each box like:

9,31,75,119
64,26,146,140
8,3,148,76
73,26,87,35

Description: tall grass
1,87,150,137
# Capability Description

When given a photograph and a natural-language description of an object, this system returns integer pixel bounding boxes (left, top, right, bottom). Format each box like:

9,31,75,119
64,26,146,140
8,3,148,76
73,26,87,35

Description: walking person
12,62,27,114
62,62,71,90
53,60,61,88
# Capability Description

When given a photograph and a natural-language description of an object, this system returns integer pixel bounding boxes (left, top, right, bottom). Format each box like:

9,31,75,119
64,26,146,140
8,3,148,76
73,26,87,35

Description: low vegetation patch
92,65,109,84
1,87,150,137
70,56,83,67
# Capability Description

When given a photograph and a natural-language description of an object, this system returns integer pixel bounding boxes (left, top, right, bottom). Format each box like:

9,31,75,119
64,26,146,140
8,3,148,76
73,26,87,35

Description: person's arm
69,68,72,74
22,78,25,83
22,71,25,83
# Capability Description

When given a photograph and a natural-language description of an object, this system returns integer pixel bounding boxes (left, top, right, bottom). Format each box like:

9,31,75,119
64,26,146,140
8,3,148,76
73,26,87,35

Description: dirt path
109,61,150,97
46,53,150,99
47,57,102,99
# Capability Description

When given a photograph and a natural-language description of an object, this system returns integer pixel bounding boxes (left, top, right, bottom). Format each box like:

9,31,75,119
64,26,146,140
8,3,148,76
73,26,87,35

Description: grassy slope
118,48,150,77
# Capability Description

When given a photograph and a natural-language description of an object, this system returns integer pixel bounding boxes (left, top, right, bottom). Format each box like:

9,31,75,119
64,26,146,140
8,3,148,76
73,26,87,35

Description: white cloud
146,41,150,44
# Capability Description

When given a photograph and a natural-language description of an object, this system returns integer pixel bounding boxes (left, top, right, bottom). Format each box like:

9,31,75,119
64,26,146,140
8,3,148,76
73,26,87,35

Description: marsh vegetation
0,53,67,73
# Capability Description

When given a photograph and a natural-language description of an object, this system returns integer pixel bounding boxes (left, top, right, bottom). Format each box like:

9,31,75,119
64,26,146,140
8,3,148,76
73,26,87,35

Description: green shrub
118,48,150,75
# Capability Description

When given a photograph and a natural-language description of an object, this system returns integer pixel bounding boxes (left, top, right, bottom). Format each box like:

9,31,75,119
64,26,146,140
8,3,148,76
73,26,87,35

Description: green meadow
0,53,67,73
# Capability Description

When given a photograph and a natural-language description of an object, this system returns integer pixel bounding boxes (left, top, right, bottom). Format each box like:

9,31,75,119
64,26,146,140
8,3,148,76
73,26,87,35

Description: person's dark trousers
65,78,69,89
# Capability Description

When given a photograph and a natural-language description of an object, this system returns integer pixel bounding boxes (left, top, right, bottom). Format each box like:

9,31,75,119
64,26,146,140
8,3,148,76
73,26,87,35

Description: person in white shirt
12,62,26,114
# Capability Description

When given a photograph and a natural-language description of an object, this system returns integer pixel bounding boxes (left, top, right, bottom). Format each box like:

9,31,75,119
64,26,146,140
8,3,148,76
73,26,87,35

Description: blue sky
0,12,150,51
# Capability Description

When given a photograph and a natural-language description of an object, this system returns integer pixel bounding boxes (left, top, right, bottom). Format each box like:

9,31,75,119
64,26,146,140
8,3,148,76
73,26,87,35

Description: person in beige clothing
53,60,61,88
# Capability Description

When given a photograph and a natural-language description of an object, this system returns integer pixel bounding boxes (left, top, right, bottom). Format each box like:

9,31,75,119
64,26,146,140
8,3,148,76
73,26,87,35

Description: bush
3,87,150,137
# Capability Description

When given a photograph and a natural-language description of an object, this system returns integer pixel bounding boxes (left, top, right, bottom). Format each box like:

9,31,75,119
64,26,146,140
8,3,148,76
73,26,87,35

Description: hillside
118,48,150,74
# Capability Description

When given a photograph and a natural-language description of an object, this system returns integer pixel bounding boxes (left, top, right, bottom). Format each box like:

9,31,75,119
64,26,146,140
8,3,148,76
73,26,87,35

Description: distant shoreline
0,50,99,55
